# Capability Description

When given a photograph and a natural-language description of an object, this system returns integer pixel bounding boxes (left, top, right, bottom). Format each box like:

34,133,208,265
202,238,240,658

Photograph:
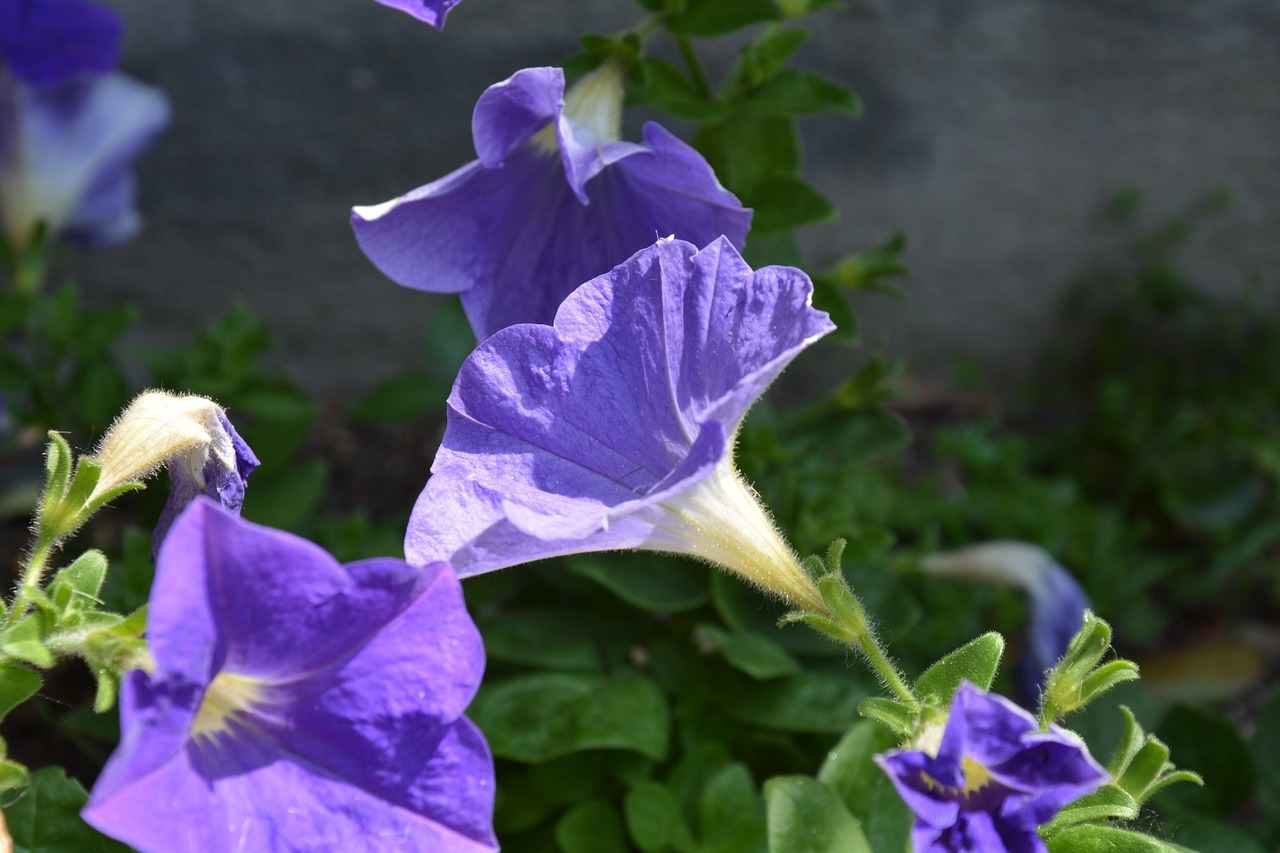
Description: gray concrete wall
68,0,1280,395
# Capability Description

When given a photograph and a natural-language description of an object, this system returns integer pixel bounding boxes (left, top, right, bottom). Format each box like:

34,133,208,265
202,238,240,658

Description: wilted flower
0,0,168,251
83,499,498,853
405,236,833,613
370,0,462,29
352,62,751,341
876,682,1107,853
920,542,1091,701
89,390,259,555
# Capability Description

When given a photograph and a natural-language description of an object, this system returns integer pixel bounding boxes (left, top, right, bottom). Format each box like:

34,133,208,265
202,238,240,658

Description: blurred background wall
73,0,1280,395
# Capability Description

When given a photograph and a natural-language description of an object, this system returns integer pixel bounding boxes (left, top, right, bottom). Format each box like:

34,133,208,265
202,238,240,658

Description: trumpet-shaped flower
370,0,461,29
920,542,1091,701
352,63,751,341
405,236,833,613
83,499,498,853
0,0,168,250
88,390,260,556
876,682,1107,853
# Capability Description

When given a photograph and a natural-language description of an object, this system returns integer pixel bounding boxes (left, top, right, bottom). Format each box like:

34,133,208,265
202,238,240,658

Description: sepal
857,697,914,737
1041,610,1139,721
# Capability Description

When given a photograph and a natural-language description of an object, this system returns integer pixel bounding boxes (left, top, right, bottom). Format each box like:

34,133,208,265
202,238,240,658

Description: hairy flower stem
4,530,55,631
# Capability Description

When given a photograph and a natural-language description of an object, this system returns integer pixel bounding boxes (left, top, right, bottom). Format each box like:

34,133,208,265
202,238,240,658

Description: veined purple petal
0,71,169,248
405,237,833,611
352,66,751,341
84,501,497,853
0,0,122,85
370,0,462,29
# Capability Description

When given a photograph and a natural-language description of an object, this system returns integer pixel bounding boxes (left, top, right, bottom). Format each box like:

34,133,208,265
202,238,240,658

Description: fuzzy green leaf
765,776,871,853
914,632,1004,703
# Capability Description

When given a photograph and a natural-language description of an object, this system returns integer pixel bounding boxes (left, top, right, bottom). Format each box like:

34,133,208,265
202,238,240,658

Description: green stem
675,35,712,98
4,531,55,630
853,622,917,707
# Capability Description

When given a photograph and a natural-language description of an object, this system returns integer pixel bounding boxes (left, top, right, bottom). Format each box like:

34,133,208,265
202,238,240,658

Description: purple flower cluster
0,0,168,251
84,500,497,853
877,683,1107,853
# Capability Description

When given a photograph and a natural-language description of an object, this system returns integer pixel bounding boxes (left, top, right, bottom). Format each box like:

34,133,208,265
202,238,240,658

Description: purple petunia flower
370,0,462,29
876,682,1107,853
351,62,752,341
83,499,498,853
404,236,833,613
0,0,168,251
0,0,122,86
920,542,1091,702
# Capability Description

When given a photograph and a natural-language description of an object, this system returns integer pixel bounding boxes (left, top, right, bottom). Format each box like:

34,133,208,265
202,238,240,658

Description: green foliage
2,768,131,852
764,776,870,852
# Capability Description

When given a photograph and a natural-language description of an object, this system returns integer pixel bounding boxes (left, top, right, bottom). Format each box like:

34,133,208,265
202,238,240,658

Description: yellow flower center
191,672,268,741
919,756,999,809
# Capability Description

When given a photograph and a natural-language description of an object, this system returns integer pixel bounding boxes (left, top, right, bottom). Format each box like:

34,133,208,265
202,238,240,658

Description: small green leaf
698,625,800,679
722,670,869,733
568,555,709,612
740,28,811,83
740,69,862,117
666,0,781,36
1040,784,1139,836
632,58,725,121
0,617,53,668
1045,824,1196,853
914,632,1004,702
470,673,669,762
817,720,912,853
744,175,836,233
557,799,628,853
625,782,697,853
49,550,109,614
3,767,132,851
42,432,73,503
765,776,871,853
0,665,42,721
1079,659,1140,705
856,697,915,737
699,764,767,853
1107,706,1146,777
0,759,30,790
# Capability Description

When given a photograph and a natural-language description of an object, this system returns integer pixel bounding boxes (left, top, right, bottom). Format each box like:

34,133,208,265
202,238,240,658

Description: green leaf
914,632,1004,703
0,617,53,668
1107,706,1147,778
1046,824,1196,853
666,0,781,36
1040,784,1139,836
744,175,836,233
3,767,132,852
0,665,41,721
817,719,912,853
740,69,861,117
722,670,869,733
470,673,669,762
0,759,30,790
478,608,631,672
765,776,871,853
49,550,108,614
694,114,800,198
42,432,73,504
856,697,915,737
557,799,628,853
632,58,725,121
1155,703,1255,818
697,625,800,679
699,764,767,853
740,28,811,83
568,555,709,612
1255,685,1280,816
625,782,698,853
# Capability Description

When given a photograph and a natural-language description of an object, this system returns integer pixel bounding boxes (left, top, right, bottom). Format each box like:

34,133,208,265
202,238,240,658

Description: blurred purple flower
370,0,462,29
83,500,498,853
352,63,751,341
0,0,168,251
405,236,833,613
920,542,1091,702
0,0,122,85
876,682,1107,853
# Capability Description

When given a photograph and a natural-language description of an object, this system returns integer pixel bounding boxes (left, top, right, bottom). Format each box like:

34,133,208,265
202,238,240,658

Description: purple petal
0,72,169,247
1018,559,1090,699
936,683,1043,771
85,500,496,852
405,237,833,574
352,68,751,342
0,0,122,85
369,0,462,30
